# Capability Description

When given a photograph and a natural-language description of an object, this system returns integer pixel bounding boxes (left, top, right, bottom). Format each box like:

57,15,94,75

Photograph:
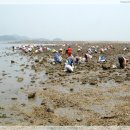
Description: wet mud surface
1,42,130,125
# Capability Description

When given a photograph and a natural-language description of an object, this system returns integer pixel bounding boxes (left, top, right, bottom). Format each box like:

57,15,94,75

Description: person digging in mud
84,53,92,62
64,56,74,72
118,56,128,69
67,46,72,56
54,51,62,64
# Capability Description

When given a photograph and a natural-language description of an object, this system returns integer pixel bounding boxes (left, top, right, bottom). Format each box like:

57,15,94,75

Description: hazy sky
0,1,130,40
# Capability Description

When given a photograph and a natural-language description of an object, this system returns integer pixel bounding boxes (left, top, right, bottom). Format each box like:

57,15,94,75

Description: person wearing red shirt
67,46,72,56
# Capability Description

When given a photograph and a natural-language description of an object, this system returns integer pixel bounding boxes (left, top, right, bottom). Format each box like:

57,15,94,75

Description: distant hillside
0,35,29,41
53,38,62,41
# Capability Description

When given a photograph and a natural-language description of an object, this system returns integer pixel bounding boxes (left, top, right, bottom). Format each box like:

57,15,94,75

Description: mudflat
0,41,130,125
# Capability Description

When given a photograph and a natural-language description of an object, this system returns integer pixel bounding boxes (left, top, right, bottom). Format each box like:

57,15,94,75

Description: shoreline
0,42,130,125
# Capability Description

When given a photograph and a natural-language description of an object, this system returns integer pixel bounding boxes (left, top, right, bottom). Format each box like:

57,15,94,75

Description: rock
70,88,74,92
2,73,7,76
41,100,46,105
58,73,66,77
17,77,24,82
89,79,98,85
45,72,48,75
43,87,47,90
76,118,83,122
125,76,130,81
21,103,26,106
28,92,36,99
35,59,39,63
11,60,15,63
31,80,35,83
30,120,34,123
101,115,116,119
81,79,87,84
114,76,124,83
21,69,24,71
61,82,64,85
11,97,17,100
46,108,54,113
102,63,111,70
39,81,45,84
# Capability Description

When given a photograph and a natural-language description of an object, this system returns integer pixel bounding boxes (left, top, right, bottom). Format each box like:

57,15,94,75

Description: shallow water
0,44,46,111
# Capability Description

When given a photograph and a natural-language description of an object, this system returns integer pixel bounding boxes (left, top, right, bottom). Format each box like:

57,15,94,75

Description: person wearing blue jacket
54,51,62,63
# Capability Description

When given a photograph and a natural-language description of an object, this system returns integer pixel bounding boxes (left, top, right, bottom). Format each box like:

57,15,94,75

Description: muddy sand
1,42,130,126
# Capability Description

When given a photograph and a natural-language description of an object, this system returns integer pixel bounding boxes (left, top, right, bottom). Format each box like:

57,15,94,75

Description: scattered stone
114,76,124,83
46,108,54,113
41,100,46,105
39,81,45,84
31,80,35,83
76,118,83,122
17,77,24,82
81,79,87,84
21,69,24,71
28,92,36,99
11,60,15,63
70,88,74,92
2,73,7,76
0,114,7,118
102,63,111,70
35,59,39,63
30,120,34,123
101,115,117,119
43,87,47,90
11,97,17,100
89,79,98,85
21,103,26,106
58,73,66,77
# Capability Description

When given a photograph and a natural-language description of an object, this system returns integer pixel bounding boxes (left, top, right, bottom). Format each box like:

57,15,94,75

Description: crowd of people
12,44,129,72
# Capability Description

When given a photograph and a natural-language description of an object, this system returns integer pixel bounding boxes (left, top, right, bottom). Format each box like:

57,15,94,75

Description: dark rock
30,120,34,123
28,92,36,99
35,59,39,63
2,73,7,76
46,108,54,113
31,80,35,83
114,76,124,83
43,87,47,90
76,118,83,122
89,79,98,85
41,100,46,105
11,97,17,100
11,60,15,63
21,103,26,106
70,88,74,92
102,63,111,70
81,79,87,84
